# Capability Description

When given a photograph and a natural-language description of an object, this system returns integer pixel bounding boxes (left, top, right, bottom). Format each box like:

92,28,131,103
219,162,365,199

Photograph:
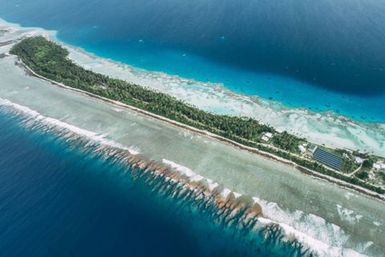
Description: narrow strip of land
9,36,385,200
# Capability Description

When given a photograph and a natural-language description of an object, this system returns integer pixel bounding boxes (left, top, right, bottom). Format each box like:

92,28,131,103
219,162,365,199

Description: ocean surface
0,109,300,257
1,28,385,255
1,0,385,122
1,1,385,256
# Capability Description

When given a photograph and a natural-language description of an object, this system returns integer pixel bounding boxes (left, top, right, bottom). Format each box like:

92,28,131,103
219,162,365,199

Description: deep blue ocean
1,2,384,256
0,109,304,257
1,0,385,122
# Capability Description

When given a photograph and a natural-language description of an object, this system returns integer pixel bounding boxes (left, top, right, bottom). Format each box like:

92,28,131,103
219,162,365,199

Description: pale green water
0,46,384,256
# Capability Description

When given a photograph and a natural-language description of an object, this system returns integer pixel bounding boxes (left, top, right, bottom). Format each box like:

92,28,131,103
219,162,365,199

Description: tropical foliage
10,37,385,195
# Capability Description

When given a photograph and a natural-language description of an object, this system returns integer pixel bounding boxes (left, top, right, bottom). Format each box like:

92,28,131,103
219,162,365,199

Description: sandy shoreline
1,44,384,257
16,55,385,203
1,17,385,257
1,17,385,158
66,42,385,157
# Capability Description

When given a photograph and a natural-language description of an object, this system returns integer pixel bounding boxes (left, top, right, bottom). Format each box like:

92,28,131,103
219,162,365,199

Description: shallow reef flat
2,18,384,157
1,19,385,256
66,37,385,158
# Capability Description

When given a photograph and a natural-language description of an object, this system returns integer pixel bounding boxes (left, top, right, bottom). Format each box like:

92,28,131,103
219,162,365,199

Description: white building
373,161,385,170
308,145,318,154
354,157,364,164
298,144,306,154
261,132,273,142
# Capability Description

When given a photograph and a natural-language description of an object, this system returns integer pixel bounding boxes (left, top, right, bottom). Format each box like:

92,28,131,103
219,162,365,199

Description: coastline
65,37,385,157
1,20,385,256
1,18,385,157
17,53,385,203
0,58,379,257
0,110,307,257
1,48,383,257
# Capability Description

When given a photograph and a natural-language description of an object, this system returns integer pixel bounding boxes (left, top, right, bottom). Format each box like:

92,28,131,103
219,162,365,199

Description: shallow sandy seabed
66,39,385,158
1,19,385,257
2,18,384,157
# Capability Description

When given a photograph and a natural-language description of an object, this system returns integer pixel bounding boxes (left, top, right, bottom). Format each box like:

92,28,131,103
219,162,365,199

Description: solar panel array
313,148,343,171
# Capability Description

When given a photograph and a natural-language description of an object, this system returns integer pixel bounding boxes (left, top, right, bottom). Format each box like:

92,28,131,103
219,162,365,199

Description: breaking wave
1,18,384,157
0,97,371,257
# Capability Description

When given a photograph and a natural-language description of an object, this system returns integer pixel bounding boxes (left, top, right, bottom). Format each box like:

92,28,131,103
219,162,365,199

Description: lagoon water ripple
1,0,385,121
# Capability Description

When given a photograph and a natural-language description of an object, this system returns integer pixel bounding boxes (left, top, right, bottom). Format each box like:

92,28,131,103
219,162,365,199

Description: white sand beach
1,19,385,257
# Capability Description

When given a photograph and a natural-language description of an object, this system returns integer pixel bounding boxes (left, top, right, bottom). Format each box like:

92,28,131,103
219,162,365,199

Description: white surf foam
2,18,383,157
162,159,204,182
162,159,244,200
0,97,371,257
206,179,219,191
160,158,369,257
0,19,385,156
0,19,379,257
252,197,369,257
221,188,232,198
63,38,385,157
336,204,364,224
233,192,242,198
127,146,141,155
0,97,139,155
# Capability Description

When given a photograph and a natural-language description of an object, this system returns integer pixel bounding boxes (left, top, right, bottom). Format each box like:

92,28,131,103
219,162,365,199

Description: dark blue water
0,109,305,257
1,0,385,122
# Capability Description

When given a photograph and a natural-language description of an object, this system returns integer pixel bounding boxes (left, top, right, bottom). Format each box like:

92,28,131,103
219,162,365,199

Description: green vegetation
379,172,385,182
356,171,369,180
363,159,374,169
11,37,275,143
271,131,303,153
10,36,385,195
341,160,356,173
